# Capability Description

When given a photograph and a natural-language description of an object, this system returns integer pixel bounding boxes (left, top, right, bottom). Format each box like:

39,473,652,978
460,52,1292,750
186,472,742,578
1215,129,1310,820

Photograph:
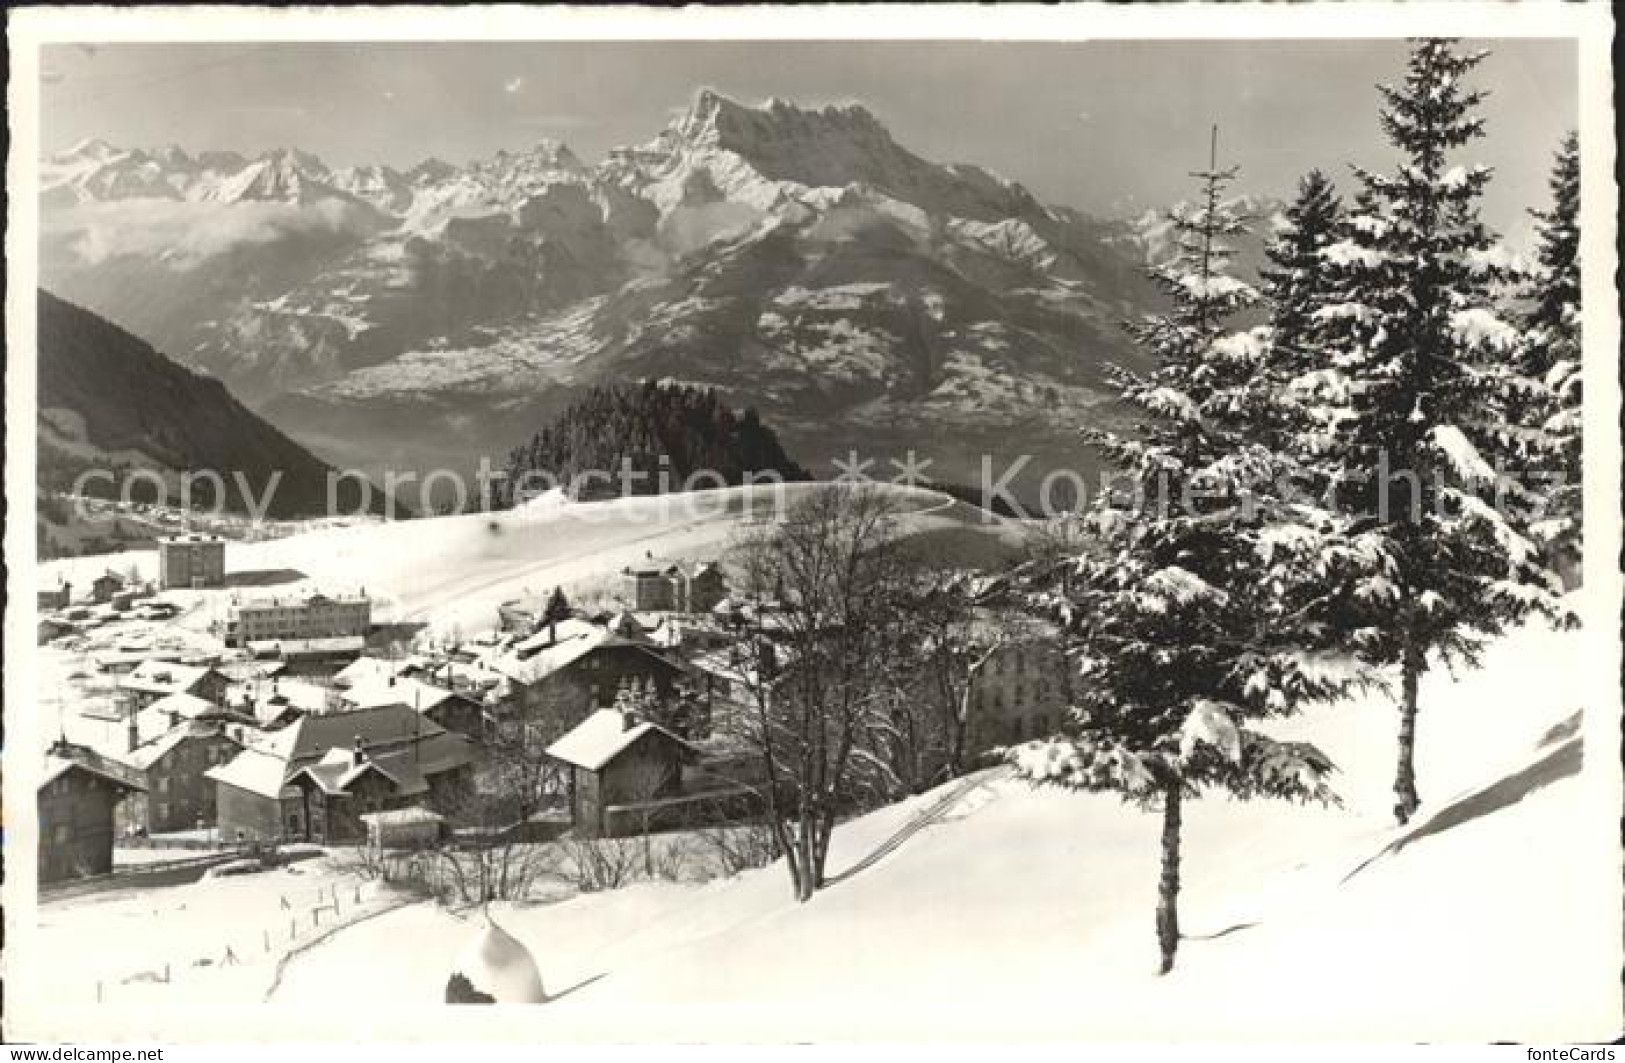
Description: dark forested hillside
36,289,399,519
497,382,807,504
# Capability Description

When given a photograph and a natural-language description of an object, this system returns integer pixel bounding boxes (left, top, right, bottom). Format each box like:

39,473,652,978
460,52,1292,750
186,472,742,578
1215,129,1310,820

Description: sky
40,39,1576,235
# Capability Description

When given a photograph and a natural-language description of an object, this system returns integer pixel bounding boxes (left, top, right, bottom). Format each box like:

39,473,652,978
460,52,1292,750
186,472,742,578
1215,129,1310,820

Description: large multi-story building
963,636,1072,759
622,561,728,613
225,591,372,649
157,535,226,589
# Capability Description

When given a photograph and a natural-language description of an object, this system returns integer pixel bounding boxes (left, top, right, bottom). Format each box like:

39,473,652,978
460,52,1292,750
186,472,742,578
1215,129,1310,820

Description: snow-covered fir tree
1311,40,1572,825
1010,131,1357,975
1252,170,1349,467
1259,170,1345,376
1519,131,1582,584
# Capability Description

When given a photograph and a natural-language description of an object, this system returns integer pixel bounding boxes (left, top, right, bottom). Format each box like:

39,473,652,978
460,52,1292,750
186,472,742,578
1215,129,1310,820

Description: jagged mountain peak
670,88,894,156
254,146,331,176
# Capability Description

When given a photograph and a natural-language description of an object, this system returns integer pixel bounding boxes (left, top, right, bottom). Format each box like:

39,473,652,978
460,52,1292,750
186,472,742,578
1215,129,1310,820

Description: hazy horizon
42,38,1576,238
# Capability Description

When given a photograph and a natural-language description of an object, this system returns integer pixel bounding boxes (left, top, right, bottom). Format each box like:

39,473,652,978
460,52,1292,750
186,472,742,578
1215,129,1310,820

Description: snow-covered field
13,614,1616,1042
36,483,1002,646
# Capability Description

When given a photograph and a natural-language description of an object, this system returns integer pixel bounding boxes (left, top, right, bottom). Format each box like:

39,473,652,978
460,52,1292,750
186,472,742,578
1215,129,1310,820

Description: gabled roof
207,704,474,800
486,623,685,688
512,617,602,657
342,675,471,714
145,691,220,720
332,654,426,689
120,722,241,772
42,744,147,793
545,709,697,773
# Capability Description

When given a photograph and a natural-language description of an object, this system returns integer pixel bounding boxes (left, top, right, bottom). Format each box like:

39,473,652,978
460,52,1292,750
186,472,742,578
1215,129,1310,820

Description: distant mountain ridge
36,289,400,520
40,90,1180,490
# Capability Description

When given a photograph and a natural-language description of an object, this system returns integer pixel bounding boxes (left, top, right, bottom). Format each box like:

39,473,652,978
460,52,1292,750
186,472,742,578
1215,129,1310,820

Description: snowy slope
16,611,1615,1042
260,618,1614,1041
36,483,1011,642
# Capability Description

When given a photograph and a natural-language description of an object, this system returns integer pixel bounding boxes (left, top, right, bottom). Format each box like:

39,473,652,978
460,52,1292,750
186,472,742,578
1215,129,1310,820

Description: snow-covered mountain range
41,91,1174,487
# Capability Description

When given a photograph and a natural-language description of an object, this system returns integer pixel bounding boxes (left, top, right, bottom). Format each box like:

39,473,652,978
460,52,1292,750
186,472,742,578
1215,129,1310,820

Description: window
157,777,170,794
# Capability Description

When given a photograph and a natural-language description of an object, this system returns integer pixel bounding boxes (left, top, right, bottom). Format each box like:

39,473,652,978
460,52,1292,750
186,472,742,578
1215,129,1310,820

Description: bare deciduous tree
723,485,922,901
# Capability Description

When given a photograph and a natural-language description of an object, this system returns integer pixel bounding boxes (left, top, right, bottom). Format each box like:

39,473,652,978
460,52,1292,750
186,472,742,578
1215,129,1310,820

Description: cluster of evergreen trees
1010,40,1581,973
495,381,807,506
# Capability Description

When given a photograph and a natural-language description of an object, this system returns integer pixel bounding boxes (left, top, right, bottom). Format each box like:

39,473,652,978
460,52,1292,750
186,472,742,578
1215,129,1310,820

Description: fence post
163,962,170,983
290,918,296,941
312,907,321,928
264,928,271,953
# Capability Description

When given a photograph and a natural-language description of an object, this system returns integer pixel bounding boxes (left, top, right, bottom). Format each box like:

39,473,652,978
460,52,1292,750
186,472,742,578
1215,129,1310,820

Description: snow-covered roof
215,659,286,684
247,635,367,658
511,617,602,657
209,703,474,800
42,745,147,793
227,677,333,719
332,654,426,689
545,709,695,772
485,622,683,688
206,744,297,800
122,659,215,696
121,727,195,772
145,692,220,721
342,675,466,713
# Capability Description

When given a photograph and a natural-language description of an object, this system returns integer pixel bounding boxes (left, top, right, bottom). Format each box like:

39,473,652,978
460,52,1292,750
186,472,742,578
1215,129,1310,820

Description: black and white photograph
4,3,1620,1045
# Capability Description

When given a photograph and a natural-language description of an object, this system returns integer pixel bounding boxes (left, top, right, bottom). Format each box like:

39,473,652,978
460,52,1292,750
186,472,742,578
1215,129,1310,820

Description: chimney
167,711,181,730
127,708,140,753
620,710,636,733
353,735,367,767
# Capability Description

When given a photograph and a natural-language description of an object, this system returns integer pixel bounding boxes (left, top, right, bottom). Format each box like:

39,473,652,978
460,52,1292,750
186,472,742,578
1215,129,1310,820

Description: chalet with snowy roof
225,676,337,729
38,742,146,884
121,659,228,709
205,704,476,843
340,674,487,742
545,709,699,839
114,721,244,837
332,654,429,690
481,620,688,739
